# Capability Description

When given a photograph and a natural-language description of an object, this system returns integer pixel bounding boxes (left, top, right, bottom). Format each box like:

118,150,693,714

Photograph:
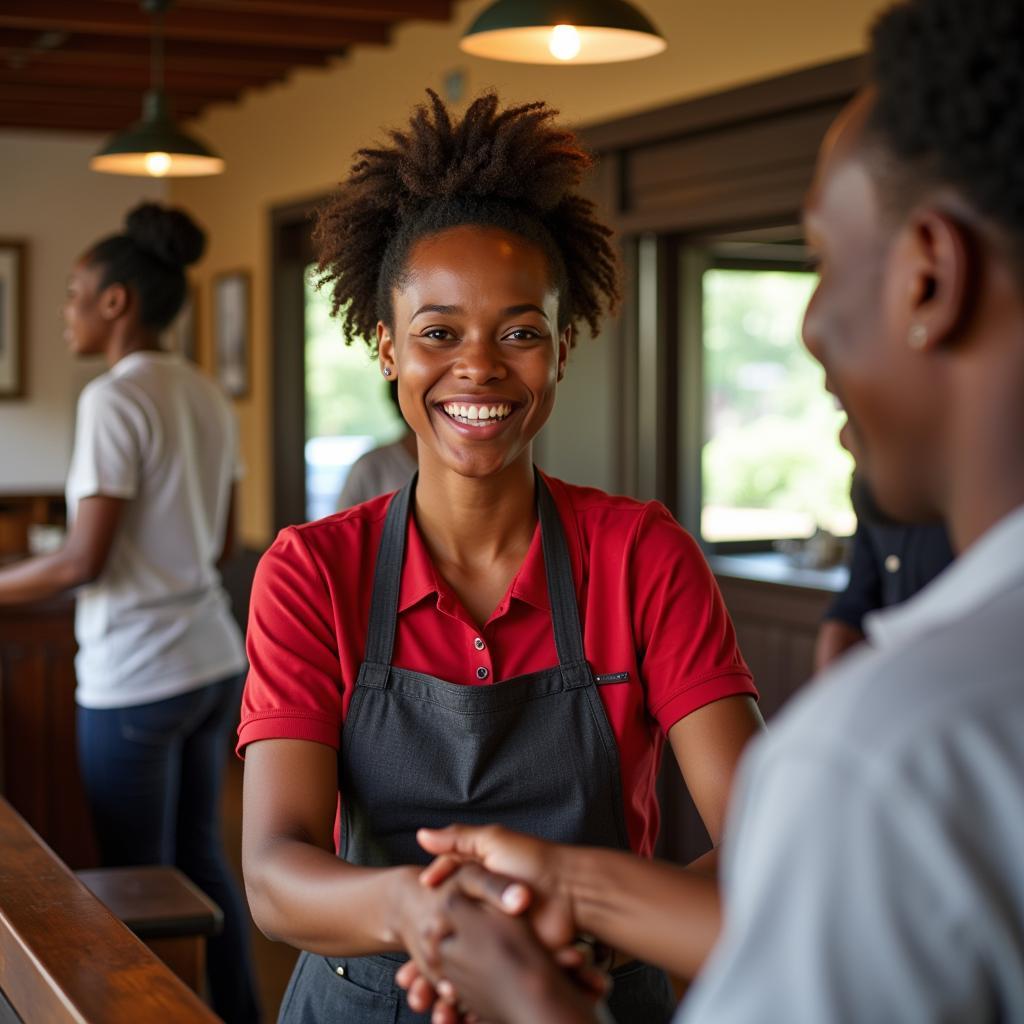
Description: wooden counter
0,592,99,869
657,555,843,866
0,796,218,1023
711,554,843,717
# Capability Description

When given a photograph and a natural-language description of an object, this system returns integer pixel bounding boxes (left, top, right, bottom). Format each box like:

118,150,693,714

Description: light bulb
144,151,172,177
548,24,581,61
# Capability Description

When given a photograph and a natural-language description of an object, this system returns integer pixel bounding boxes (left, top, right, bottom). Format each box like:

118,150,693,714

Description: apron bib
279,474,674,1023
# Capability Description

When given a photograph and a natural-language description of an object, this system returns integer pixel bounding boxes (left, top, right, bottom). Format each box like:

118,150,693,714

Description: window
304,267,405,521
696,240,854,546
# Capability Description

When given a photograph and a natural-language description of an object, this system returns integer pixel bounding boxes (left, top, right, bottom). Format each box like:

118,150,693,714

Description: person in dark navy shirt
815,474,954,670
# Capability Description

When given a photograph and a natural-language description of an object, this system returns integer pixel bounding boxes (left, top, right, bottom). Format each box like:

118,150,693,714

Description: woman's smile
440,400,514,425
436,397,520,438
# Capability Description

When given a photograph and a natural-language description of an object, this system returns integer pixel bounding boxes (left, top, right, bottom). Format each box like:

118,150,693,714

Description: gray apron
279,474,675,1023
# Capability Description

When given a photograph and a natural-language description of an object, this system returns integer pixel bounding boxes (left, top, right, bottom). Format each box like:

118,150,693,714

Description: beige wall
170,0,890,546
0,131,166,493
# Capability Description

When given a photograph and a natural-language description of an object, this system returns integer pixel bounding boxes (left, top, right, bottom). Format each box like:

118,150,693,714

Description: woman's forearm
563,846,721,979
244,836,419,956
0,550,90,605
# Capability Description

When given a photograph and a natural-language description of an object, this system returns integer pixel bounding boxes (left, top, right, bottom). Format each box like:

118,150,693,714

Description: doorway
270,201,404,528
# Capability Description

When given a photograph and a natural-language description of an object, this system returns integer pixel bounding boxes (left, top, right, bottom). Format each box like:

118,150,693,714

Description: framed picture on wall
0,240,27,399
213,269,250,398
164,284,198,361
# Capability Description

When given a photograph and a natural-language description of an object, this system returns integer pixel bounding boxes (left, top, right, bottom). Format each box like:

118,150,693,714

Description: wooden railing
0,797,219,1023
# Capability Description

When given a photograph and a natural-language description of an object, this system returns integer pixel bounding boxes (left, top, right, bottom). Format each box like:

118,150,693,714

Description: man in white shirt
682,0,1024,1015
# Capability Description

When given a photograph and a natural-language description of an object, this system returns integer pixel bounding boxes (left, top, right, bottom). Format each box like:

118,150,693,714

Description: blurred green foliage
702,268,854,538
304,267,405,445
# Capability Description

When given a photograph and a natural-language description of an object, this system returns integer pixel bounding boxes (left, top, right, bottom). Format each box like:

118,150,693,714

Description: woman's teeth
442,402,513,426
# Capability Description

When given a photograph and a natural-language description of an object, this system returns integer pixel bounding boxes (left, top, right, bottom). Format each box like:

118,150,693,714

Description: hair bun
125,202,206,268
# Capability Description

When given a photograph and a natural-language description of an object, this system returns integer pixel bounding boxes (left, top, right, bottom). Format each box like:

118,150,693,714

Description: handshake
392,825,622,1024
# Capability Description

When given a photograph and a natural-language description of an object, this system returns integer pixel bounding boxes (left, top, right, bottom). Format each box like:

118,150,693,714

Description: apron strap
362,474,415,667
362,470,586,671
536,472,587,668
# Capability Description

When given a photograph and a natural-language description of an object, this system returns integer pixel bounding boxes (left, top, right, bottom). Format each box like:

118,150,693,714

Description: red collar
397,499,554,616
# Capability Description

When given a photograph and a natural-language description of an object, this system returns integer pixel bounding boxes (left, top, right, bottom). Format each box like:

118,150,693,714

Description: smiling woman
237,91,764,1024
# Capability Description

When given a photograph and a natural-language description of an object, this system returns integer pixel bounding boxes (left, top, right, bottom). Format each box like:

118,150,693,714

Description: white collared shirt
678,504,1024,1023
67,351,247,707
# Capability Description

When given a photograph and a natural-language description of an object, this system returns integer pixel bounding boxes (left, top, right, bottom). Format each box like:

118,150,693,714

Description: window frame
578,56,864,549
681,240,847,553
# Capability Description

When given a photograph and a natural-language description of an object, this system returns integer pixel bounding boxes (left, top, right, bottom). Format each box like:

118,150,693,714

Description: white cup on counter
27,524,66,556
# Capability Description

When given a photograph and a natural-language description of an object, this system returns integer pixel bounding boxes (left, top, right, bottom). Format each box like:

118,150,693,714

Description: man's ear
377,322,395,375
903,208,975,351
100,282,129,321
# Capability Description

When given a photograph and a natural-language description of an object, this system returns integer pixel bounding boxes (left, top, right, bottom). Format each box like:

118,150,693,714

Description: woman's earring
907,324,928,350
382,366,392,377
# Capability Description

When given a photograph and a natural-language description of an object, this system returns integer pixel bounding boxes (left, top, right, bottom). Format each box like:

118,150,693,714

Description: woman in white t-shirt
0,203,259,1023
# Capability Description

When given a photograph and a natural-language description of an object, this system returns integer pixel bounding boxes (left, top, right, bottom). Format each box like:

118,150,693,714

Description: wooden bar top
0,797,219,1023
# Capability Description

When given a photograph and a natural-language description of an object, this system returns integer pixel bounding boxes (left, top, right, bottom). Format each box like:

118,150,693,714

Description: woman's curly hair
313,90,620,351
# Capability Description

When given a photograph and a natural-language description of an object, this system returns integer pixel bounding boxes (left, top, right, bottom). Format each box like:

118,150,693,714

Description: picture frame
213,269,250,398
163,284,198,362
0,240,27,399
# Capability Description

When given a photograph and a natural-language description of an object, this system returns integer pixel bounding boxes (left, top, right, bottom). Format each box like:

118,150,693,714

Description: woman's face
379,225,570,481
63,258,112,357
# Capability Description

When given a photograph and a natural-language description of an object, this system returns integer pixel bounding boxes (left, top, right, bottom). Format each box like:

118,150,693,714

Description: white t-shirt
66,351,247,708
678,504,1024,1023
337,438,416,510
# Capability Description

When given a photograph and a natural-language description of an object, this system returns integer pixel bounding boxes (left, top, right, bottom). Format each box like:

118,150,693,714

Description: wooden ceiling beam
0,62,265,95
0,2,391,50
103,0,451,19
0,83,211,114
0,29,334,72
0,103,218,133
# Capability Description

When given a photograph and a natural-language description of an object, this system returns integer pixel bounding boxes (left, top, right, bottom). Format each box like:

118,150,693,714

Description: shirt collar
397,495,553,615
508,523,549,610
110,350,176,377
398,512,444,612
865,503,1024,650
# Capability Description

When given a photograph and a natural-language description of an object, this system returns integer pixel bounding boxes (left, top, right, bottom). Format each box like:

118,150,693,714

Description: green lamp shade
460,0,666,64
90,90,224,177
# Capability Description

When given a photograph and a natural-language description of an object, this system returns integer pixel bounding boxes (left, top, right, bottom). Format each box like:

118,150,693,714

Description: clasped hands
392,824,604,1024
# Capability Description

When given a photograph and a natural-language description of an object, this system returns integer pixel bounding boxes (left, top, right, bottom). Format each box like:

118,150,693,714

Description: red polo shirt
239,474,756,857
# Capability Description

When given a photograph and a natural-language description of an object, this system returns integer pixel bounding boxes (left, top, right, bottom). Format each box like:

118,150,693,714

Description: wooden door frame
269,195,323,532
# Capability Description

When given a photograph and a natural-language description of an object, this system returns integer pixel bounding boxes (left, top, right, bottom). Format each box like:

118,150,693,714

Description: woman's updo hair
88,202,206,330
314,90,621,352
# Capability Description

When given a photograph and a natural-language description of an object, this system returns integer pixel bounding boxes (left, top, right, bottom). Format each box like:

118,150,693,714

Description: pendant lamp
90,0,223,177
460,0,666,65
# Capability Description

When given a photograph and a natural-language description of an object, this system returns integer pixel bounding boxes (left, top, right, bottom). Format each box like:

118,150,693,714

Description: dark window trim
269,194,325,533
580,56,866,156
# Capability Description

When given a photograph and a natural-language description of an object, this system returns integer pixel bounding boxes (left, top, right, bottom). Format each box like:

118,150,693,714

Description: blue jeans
78,673,261,1024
